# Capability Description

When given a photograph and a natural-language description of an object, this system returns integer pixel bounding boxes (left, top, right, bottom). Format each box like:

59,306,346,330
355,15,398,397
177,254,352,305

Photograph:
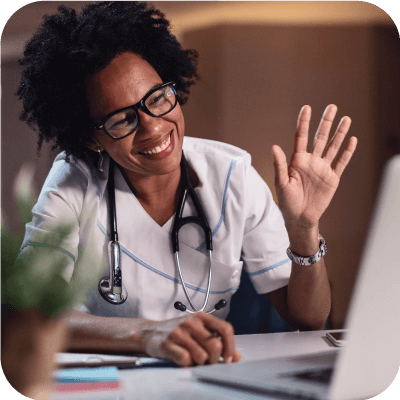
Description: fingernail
225,356,233,363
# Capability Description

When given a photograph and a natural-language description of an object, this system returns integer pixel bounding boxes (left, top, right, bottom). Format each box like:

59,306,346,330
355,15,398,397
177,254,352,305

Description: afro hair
17,1,199,161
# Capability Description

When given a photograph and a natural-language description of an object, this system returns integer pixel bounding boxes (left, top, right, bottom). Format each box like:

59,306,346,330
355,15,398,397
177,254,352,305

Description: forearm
285,225,331,330
286,259,331,330
62,309,154,354
62,309,241,366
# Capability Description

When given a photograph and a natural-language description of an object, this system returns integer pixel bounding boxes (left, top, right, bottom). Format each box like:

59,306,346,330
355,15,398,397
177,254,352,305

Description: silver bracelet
286,234,327,266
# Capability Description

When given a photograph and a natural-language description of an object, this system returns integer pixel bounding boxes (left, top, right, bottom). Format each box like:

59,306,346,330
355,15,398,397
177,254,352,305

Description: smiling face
85,52,184,179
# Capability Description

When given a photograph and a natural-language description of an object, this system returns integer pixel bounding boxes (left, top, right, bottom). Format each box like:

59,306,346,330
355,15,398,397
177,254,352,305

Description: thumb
271,145,289,189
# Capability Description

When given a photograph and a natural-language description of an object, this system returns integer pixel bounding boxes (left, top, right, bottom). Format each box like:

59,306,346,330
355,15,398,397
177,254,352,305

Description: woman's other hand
272,104,357,232
140,312,241,366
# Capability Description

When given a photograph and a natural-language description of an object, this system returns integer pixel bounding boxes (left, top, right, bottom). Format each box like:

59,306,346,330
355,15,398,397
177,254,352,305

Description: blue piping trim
97,220,110,238
97,219,239,295
20,241,76,263
196,158,237,251
248,258,291,277
121,246,239,295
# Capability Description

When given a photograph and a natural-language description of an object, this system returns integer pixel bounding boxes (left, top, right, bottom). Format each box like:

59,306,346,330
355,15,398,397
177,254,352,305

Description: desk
54,329,342,400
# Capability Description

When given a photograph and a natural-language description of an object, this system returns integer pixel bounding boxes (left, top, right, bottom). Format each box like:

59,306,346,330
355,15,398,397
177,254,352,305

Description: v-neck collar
115,166,176,231
95,149,212,252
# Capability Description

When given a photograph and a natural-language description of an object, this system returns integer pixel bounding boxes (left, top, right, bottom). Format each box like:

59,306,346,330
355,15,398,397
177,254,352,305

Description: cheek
172,105,185,135
93,134,126,160
108,140,134,158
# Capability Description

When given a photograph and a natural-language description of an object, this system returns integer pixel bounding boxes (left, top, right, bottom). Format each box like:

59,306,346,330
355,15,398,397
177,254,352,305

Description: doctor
17,2,357,366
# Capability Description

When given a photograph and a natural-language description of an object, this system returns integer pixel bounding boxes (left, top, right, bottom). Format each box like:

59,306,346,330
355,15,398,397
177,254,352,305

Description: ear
86,138,103,152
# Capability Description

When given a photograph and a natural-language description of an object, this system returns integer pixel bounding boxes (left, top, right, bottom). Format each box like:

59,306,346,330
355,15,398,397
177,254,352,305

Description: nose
136,108,164,136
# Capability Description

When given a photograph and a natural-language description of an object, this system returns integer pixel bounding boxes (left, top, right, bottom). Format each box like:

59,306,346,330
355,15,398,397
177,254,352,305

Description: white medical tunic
19,137,291,321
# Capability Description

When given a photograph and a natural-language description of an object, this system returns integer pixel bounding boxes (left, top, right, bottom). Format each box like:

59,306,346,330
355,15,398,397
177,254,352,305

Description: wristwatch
286,234,327,266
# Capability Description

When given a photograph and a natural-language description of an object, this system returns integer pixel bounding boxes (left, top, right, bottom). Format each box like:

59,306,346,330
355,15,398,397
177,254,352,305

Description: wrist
286,224,320,256
287,234,327,266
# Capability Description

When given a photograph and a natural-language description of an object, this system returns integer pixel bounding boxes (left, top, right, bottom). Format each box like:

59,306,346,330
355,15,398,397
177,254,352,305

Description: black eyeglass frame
92,82,178,140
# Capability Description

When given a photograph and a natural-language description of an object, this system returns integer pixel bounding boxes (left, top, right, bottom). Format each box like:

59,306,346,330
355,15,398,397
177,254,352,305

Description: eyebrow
147,83,163,93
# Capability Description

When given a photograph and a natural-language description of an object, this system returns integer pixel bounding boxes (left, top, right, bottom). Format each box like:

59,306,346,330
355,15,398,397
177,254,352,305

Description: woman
17,2,357,366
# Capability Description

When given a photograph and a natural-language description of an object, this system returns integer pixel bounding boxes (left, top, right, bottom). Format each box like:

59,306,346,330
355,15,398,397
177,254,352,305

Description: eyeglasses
92,82,177,140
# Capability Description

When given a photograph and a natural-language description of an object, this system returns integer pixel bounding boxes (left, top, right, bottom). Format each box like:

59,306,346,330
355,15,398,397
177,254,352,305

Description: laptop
193,155,400,400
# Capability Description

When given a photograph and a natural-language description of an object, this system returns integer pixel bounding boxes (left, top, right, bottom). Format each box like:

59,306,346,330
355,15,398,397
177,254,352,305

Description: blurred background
2,1,399,330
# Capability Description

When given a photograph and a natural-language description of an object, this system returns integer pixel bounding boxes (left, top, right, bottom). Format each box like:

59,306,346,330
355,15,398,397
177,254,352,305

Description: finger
181,316,224,365
160,340,192,367
324,116,352,163
199,313,236,364
294,105,311,153
272,145,289,190
313,104,338,157
233,349,242,362
191,326,224,365
168,327,209,365
332,136,358,178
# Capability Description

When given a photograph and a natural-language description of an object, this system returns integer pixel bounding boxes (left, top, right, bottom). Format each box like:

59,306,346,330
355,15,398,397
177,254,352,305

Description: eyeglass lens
104,84,176,138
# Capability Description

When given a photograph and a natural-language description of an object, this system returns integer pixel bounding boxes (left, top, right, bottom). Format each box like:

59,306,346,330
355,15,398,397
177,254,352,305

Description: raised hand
272,104,357,231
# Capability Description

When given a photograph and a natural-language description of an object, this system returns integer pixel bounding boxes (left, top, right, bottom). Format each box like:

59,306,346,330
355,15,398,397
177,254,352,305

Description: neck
119,166,182,226
123,169,181,200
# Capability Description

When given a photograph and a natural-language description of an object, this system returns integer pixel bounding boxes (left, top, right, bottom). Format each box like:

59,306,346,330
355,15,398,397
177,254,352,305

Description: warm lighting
150,1,394,35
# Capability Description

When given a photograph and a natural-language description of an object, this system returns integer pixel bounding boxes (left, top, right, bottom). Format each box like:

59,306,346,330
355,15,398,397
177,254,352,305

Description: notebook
193,155,400,400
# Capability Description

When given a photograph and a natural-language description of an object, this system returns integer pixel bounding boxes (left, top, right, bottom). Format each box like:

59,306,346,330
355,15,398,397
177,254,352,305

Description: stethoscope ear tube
174,250,212,313
172,154,226,314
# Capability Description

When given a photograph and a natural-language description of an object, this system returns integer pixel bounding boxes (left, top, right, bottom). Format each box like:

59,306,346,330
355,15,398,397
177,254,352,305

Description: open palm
272,105,357,230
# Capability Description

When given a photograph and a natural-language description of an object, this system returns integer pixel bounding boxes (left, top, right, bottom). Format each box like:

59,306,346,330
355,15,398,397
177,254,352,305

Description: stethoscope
98,153,227,314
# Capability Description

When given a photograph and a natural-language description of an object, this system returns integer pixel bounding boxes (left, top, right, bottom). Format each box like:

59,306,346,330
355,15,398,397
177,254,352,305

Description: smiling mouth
139,133,172,155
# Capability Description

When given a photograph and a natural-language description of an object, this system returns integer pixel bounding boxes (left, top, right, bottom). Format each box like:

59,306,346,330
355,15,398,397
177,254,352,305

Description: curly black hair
17,1,199,161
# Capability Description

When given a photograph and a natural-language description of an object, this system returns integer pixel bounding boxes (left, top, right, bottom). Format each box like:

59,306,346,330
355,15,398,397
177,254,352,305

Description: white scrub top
19,137,291,321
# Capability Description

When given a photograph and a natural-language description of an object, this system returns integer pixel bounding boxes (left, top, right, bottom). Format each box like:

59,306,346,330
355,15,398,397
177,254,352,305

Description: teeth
141,135,171,155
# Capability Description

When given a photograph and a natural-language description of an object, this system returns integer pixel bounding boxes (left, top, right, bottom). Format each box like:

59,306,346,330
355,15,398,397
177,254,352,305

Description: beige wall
181,24,400,328
2,2,399,328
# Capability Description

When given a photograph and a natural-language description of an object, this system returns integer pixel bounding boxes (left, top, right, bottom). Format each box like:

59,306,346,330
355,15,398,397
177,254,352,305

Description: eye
106,109,137,131
111,118,129,128
149,92,166,105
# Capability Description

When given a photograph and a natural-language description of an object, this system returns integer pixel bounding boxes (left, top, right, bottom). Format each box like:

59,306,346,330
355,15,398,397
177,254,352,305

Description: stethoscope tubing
99,153,226,313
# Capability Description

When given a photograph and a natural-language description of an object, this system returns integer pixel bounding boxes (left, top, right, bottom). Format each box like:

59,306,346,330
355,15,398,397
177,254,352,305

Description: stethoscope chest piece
98,158,128,305
99,277,128,305
99,237,128,304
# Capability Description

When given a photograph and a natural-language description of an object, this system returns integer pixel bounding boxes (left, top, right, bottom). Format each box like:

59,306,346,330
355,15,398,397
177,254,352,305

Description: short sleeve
17,158,88,284
241,164,291,294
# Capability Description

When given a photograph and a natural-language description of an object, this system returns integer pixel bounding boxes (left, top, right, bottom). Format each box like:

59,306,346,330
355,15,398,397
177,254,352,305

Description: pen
58,355,141,369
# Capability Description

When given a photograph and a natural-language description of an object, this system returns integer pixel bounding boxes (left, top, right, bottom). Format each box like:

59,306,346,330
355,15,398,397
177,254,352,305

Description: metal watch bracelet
286,234,327,266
